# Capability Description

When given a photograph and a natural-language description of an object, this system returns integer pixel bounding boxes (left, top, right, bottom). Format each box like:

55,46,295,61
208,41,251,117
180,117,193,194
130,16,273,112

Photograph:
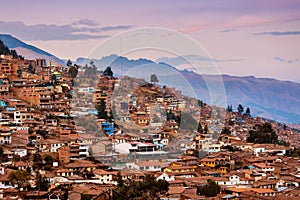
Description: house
252,144,265,156
93,169,114,184
217,174,251,188
253,163,275,173
163,165,198,173
156,172,175,182
128,161,162,172
0,167,13,189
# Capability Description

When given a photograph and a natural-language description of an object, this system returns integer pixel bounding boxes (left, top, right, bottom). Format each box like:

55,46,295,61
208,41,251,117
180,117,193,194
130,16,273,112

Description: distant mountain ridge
1,33,298,124
0,34,64,64
77,55,300,124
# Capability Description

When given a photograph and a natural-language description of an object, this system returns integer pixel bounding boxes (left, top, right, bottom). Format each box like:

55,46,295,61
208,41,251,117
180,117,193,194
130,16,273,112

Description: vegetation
179,112,198,131
8,170,30,190
68,65,78,78
244,107,251,116
150,74,159,85
221,127,231,135
198,179,221,197
226,104,233,112
96,99,108,119
103,66,113,77
0,39,23,59
246,122,278,144
237,104,244,114
116,174,169,199
36,172,50,191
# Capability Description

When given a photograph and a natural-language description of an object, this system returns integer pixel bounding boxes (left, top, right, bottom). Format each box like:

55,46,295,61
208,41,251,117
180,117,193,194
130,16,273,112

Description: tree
67,59,72,67
68,66,78,78
33,153,43,170
197,123,203,133
103,66,113,77
198,179,221,197
246,122,278,144
116,171,124,188
237,104,244,114
28,64,35,74
245,107,251,116
0,39,10,55
96,99,108,119
204,124,209,134
116,174,169,199
0,146,4,162
8,170,30,190
150,74,159,85
179,112,198,131
221,127,231,135
36,172,50,191
226,105,233,112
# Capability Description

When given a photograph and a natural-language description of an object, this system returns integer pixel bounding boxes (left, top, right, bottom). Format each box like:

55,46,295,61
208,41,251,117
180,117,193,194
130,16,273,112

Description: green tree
117,171,124,188
116,174,169,199
237,104,244,114
197,123,203,133
199,179,221,197
245,107,251,116
0,146,4,162
179,112,198,131
103,66,113,77
8,170,30,190
96,99,108,119
204,124,209,134
67,59,72,67
221,127,231,135
33,153,43,170
28,64,35,74
150,74,159,85
226,105,233,112
0,39,10,55
68,65,78,78
246,122,278,144
36,172,50,191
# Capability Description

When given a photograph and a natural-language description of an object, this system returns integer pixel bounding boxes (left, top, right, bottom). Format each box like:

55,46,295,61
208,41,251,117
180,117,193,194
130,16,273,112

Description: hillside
0,34,64,64
78,55,300,124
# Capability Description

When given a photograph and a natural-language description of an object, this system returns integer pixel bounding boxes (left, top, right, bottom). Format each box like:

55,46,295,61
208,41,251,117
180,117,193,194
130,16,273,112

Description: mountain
77,55,300,124
0,34,64,64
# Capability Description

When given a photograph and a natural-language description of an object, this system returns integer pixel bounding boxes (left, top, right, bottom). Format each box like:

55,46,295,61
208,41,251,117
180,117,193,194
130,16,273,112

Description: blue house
101,121,114,135
0,100,7,107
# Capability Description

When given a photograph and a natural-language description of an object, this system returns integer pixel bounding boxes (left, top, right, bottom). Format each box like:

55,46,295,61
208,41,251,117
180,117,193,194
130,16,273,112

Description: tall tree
245,107,251,116
68,66,78,78
103,66,113,77
204,124,209,134
237,104,244,114
36,172,50,191
199,179,221,197
197,123,203,133
8,170,30,190
67,59,72,67
150,74,159,85
226,105,233,112
247,122,278,144
96,99,108,119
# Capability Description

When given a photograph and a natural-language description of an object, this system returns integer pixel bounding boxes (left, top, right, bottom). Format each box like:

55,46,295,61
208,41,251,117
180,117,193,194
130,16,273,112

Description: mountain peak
0,34,64,64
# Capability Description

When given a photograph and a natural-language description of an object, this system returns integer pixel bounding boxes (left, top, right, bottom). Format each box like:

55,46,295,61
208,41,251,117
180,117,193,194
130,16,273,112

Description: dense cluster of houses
0,53,300,199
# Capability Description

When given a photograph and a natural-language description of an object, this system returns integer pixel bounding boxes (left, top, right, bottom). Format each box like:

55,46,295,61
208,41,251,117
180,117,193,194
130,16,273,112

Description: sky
0,0,300,82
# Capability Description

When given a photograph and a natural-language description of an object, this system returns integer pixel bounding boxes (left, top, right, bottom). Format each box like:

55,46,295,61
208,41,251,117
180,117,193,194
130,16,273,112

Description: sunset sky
1,0,300,82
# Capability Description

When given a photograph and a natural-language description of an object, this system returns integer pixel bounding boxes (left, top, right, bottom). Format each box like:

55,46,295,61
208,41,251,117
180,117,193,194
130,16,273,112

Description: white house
127,161,162,172
252,145,265,156
156,172,175,182
253,163,275,173
217,174,251,188
93,169,114,184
